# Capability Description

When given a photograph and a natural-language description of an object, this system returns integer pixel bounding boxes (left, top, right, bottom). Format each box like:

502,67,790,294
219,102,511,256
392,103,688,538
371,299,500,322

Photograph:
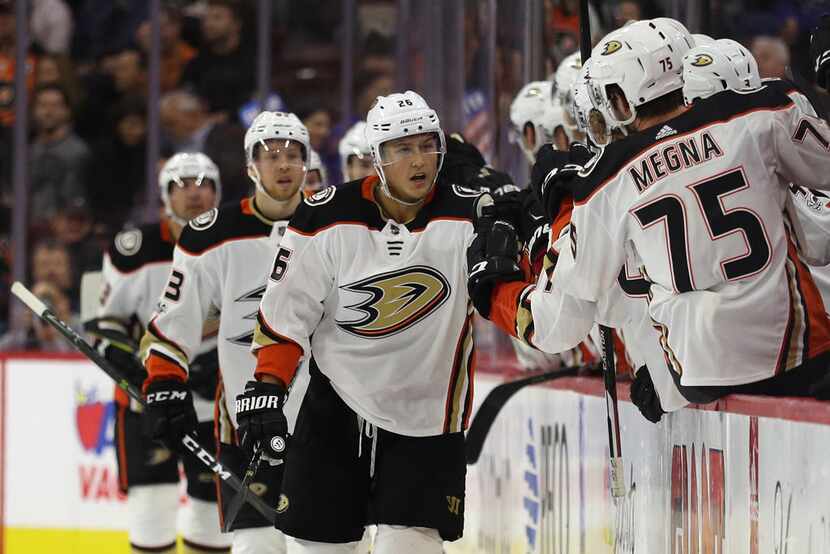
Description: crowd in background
0,0,827,347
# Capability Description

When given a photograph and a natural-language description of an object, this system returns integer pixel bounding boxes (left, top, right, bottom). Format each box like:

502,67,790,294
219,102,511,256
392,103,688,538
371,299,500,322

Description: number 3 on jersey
270,247,293,282
164,270,185,301
632,168,771,293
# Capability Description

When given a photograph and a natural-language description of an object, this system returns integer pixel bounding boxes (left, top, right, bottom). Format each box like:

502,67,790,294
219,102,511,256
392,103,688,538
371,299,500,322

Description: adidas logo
655,125,677,140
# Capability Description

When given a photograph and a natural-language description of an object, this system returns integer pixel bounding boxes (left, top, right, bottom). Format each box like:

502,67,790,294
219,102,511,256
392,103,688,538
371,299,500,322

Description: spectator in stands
751,35,790,79
30,0,73,55
31,239,74,299
181,0,255,119
49,197,101,277
112,47,147,98
29,84,90,221
0,281,75,352
135,6,197,92
297,104,337,181
0,2,37,128
89,96,146,229
160,89,248,201
612,1,642,28
35,53,84,115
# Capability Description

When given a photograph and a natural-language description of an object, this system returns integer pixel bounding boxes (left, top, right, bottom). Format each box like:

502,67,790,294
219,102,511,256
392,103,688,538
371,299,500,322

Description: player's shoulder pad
427,181,480,221
108,222,174,273
177,199,271,255
568,85,796,204
289,178,376,236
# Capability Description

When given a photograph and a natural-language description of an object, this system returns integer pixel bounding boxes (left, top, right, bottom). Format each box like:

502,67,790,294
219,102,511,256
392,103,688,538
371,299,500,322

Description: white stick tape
11,281,49,317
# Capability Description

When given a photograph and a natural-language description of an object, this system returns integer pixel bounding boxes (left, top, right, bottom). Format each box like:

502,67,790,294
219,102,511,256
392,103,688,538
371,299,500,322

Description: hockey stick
465,365,582,464
10,281,277,524
222,444,264,532
577,0,625,499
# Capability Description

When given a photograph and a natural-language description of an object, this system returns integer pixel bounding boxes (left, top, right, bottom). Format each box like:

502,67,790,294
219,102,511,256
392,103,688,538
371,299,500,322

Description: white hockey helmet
244,111,310,195
692,33,716,46
553,52,583,140
338,120,373,180
573,58,619,147
588,18,693,127
304,149,328,195
509,81,553,163
542,96,570,150
158,152,221,225
365,90,446,206
682,39,761,105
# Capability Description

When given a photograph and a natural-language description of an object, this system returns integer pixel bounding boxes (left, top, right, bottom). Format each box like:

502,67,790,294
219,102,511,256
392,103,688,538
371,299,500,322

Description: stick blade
11,281,49,317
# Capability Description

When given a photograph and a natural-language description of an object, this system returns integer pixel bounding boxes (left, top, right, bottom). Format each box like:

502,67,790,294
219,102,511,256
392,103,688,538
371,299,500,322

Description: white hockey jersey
142,198,288,441
253,176,479,437
552,82,830,387
98,222,215,421
790,185,830,313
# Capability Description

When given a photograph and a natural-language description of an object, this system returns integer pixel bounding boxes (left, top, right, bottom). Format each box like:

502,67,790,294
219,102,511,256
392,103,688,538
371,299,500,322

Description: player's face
347,155,376,181
380,133,441,203
253,139,306,201
168,177,217,221
303,169,324,197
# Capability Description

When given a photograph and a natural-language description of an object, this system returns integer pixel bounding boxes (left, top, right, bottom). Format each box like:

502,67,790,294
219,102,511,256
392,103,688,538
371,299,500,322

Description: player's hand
143,379,199,451
811,14,830,88
99,341,147,389
630,367,665,424
188,349,220,400
530,143,592,220
467,219,524,319
443,132,516,191
235,380,288,459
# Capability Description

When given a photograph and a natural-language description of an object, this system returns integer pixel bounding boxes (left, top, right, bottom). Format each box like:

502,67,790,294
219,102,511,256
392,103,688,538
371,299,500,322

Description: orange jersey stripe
144,352,187,390
254,342,303,387
488,281,531,339
787,237,830,361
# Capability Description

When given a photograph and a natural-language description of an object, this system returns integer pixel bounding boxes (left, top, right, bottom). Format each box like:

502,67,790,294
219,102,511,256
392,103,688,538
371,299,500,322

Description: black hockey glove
188,349,220,400
87,318,145,389
630,367,665,424
467,195,524,319
143,379,199,451
99,341,146,389
443,132,516,192
235,380,288,459
530,143,592,221
812,14,830,89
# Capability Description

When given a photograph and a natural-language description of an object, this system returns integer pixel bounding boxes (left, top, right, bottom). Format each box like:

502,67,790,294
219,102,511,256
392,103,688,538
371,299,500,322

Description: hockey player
141,111,313,554
88,153,230,553
237,91,480,553
339,120,375,181
552,52,586,144
304,149,328,196
541,18,830,402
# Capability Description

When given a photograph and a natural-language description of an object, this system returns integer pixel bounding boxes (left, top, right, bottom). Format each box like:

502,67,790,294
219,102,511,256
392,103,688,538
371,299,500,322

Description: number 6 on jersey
270,247,293,282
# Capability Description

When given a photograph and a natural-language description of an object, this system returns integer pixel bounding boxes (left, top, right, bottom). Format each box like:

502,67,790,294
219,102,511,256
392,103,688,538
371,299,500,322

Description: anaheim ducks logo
337,266,450,338
690,53,714,67
601,40,622,55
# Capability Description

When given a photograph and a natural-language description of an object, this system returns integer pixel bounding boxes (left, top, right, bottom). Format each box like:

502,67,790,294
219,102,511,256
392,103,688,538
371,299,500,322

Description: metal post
483,0,496,164
341,0,355,123
257,0,272,106
10,0,29,330
424,0,444,115
396,0,410,90
522,0,532,85
143,0,162,223
529,0,545,80
444,0,465,134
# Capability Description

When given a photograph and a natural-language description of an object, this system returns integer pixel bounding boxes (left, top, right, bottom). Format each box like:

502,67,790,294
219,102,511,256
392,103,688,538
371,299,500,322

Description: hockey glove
98,341,146,390
143,379,199,451
530,143,592,221
630,367,665,424
235,380,288,459
467,218,524,319
444,133,516,192
188,349,220,400
812,14,830,88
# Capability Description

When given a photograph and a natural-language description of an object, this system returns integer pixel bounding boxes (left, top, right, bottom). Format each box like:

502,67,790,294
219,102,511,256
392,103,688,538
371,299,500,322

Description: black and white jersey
552,82,830,387
143,198,288,437
254,177,479,437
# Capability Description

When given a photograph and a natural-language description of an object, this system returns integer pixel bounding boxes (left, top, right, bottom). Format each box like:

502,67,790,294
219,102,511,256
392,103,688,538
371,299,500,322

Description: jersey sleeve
141,245,220,384
252,220,336,385
550,195,626,303
773,103,830,190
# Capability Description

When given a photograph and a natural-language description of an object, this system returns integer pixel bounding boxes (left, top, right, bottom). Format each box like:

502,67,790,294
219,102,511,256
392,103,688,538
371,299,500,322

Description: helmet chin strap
375,164,436,208
249,163,307,202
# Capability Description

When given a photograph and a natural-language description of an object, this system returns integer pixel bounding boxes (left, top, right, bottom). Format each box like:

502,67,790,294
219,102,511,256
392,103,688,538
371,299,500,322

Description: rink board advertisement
3,356,830,553
452,373,830,554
